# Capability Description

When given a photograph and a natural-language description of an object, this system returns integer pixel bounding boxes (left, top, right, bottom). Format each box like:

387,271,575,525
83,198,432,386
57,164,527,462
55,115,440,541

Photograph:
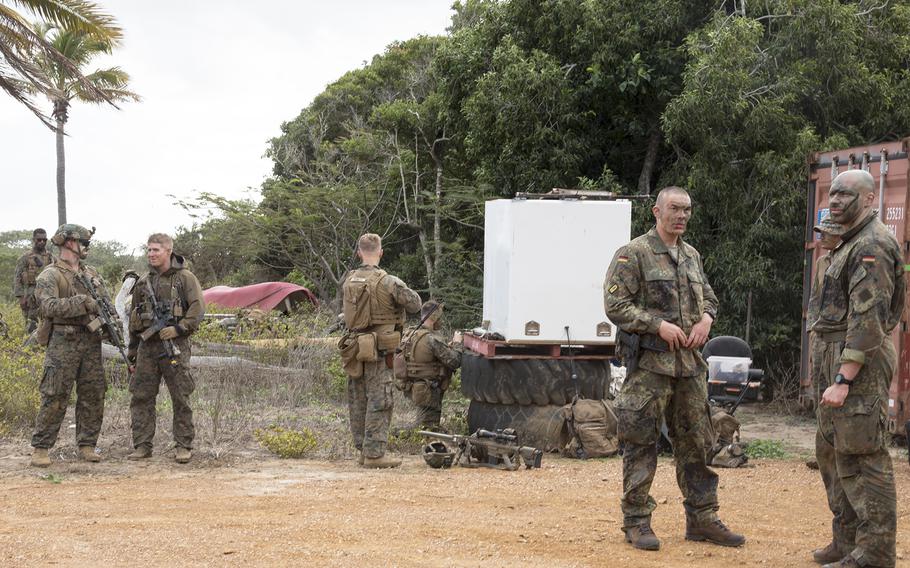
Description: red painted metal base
463,333,615,360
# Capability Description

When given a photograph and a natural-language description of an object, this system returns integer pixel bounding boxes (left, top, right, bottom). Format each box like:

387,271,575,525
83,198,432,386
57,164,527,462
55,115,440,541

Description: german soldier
811,170,902,568
604,186,745,551
398,301,463,429
13,228,54,334
30,224,111,467
127,234,205,464
339,233,421,468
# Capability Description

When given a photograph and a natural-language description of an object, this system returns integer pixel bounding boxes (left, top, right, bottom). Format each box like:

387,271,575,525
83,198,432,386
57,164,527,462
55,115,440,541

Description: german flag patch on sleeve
608,284,619,294
616,255,629,263
861,255,876,263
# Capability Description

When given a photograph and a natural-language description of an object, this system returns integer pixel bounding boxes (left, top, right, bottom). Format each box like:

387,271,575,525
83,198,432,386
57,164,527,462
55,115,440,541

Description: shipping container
803,139,910,435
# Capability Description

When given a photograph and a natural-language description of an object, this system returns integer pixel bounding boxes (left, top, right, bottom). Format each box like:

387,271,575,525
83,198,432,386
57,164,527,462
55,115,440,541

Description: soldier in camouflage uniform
339,233,421,468
398,301,463,429
30,224,112,467
127,234,205,464
810,170,902,568
604,186,745,551
807,217,847,404
13,228,54,334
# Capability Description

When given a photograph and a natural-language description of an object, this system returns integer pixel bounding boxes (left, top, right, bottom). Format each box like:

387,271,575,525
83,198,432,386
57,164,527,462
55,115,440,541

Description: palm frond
10,0,121,42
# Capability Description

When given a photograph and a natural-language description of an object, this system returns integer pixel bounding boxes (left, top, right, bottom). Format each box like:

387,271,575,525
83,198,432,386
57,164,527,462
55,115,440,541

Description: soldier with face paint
604,186,744,552
810,170,903,568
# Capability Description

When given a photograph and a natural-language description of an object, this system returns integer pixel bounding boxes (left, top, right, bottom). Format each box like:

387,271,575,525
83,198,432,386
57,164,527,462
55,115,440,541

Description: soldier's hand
81,295,99,315
820,384,849,408
452,331,463,344
658,320,688,351
686,314,713,349
159,326,179,341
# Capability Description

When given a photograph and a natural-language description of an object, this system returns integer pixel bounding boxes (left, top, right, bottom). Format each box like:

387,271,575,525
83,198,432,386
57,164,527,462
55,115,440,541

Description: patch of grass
0,305,42,435
745,438,788,459
40,473,63,484
254,425,318,458
388,427,426,454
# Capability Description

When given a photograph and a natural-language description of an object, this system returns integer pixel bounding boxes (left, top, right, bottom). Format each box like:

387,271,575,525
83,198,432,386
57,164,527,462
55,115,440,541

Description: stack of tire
459,351,612,451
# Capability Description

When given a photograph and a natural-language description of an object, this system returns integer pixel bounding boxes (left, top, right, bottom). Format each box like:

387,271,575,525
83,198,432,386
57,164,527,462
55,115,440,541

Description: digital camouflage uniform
399,326,463,428
604,227,720,530
810,213,902,568
31,259,110,450
128,254,205,451
13,248,54,333
339,265,421,459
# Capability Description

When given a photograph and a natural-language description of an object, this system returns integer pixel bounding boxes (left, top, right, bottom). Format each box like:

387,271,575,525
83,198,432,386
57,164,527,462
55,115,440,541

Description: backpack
562,399,620,459
342,268,387,331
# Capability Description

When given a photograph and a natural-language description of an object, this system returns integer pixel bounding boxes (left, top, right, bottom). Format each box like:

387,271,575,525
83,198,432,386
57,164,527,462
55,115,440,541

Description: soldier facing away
398,301,464,429
810,170,902,568
604,186,745,551
13,228,54,334
339,233,421,468
127,234,205,464
30,224,113,467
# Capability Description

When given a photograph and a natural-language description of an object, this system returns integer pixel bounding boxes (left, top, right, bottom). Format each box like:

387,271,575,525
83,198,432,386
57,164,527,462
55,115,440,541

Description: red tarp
203,282,318,312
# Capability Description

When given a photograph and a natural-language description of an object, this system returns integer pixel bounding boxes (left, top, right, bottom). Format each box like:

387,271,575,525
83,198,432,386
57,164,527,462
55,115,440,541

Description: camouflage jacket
604,227,718,377
13,249,54,297
810,214,905,367
806,253,833,329
35,259,109,326
129,254,205,346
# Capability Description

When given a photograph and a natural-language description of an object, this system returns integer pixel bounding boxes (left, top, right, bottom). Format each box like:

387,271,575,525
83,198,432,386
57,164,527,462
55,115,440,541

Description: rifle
75,273,132,373
418,428,543,471
140,277,181,366
398,301,444,349
563,326,587,459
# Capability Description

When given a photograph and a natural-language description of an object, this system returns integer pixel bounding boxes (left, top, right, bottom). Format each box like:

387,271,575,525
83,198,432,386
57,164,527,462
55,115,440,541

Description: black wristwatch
834,373,854,387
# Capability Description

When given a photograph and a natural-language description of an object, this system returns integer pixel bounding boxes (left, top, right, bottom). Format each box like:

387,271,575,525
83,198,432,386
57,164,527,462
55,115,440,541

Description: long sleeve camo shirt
603,228,718,377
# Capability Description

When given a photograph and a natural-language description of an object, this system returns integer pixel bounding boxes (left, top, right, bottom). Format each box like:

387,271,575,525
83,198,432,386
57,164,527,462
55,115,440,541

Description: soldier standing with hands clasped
810,170,902,568
604,186,745,551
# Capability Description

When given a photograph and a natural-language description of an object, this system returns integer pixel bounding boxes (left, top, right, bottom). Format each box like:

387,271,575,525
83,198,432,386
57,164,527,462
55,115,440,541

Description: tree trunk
55,117,67,225
433,156,443,268
637,127,662,196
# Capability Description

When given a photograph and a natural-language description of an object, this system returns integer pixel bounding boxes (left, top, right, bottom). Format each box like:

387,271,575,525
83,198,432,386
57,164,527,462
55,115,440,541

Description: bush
0,306,42,436
254,425,318,458
745,438,787,459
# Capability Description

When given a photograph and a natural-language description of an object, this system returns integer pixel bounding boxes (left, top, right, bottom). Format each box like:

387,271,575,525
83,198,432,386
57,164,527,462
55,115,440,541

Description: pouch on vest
35,319,52,347
338,335,363,379
393,350,408,380
356,332,378,362
411,381,434,407
562,399,619,458
376,330,401,352
343,271,384,330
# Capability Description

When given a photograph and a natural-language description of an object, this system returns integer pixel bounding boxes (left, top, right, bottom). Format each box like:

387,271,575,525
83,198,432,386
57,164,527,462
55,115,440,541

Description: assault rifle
75,273,132,373
140,277,181,366
418,428,543,471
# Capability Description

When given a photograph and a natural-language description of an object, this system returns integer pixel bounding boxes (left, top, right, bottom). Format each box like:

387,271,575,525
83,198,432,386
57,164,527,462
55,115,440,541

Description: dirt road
0,450,908,567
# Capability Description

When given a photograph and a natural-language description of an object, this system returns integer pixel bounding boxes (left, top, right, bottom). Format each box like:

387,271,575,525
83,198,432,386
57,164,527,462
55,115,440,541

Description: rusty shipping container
802,139,910,436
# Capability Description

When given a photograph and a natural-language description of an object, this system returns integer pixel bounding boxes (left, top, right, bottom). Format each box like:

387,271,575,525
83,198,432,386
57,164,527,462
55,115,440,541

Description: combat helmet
422,441,455,469
51,224,94,246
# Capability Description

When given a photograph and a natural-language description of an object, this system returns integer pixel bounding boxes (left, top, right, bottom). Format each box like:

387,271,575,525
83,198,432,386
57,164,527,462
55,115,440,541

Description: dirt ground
1,439,908,567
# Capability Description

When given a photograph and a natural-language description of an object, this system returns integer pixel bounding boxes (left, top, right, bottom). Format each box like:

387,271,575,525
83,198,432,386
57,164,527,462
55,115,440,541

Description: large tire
467,401,569,451
460,353,611,406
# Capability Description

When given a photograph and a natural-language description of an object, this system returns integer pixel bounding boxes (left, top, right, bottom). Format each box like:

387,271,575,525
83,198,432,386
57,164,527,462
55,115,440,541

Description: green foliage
254,425,319,458
324,354,348,401
388,427,426,454
0,306,42,436
744,439,788,459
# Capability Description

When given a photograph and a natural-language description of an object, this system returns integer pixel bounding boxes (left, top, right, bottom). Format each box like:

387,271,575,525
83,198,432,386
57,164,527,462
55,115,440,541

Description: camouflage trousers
31,328,105,449
20,293,39,334
130,337,196,450
815,336,896,568
347,359,395,458
403,379,446,428
614,368,718,529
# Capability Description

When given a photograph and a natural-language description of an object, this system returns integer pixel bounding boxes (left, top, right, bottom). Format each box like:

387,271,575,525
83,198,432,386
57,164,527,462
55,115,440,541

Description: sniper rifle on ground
418,428,543,471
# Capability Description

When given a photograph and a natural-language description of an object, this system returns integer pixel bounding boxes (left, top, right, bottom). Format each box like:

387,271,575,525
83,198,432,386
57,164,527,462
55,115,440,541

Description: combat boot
30,448,51,468
357,451,364,466
813,541,844,564
175,447,192,464
79,446,100,462
127,446,152,460
821,556,860,568
624,523,660,551
362,454,401,469
685,519,746,547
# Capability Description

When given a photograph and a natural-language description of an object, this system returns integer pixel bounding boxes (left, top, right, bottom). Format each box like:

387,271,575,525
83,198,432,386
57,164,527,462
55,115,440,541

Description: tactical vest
23,252,54,287
404,328,445,379
45,264,100,325
131,272,187,334
342,267,403,331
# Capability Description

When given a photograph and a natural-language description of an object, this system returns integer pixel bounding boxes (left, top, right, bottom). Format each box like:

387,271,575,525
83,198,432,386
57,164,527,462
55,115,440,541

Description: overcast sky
0,1,454,253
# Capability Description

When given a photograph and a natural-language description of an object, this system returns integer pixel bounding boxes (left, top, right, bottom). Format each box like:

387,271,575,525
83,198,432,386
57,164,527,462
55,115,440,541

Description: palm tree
32,22,139,224
0,0,122,127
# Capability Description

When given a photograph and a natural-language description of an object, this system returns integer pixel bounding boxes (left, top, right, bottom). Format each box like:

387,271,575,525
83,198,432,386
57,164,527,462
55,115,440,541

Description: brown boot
79,446,100,463
127,446,152,460
813,541,844,564
175,447,192,464
686,519,746,547
30,448,51,468
821,556,860,568
624,523,660,551
362,454,401,469
357,451,365,466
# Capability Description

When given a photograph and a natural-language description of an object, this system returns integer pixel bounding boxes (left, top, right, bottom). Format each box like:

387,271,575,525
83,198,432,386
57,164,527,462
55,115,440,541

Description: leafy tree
29,22,139,225
0,0,121,126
